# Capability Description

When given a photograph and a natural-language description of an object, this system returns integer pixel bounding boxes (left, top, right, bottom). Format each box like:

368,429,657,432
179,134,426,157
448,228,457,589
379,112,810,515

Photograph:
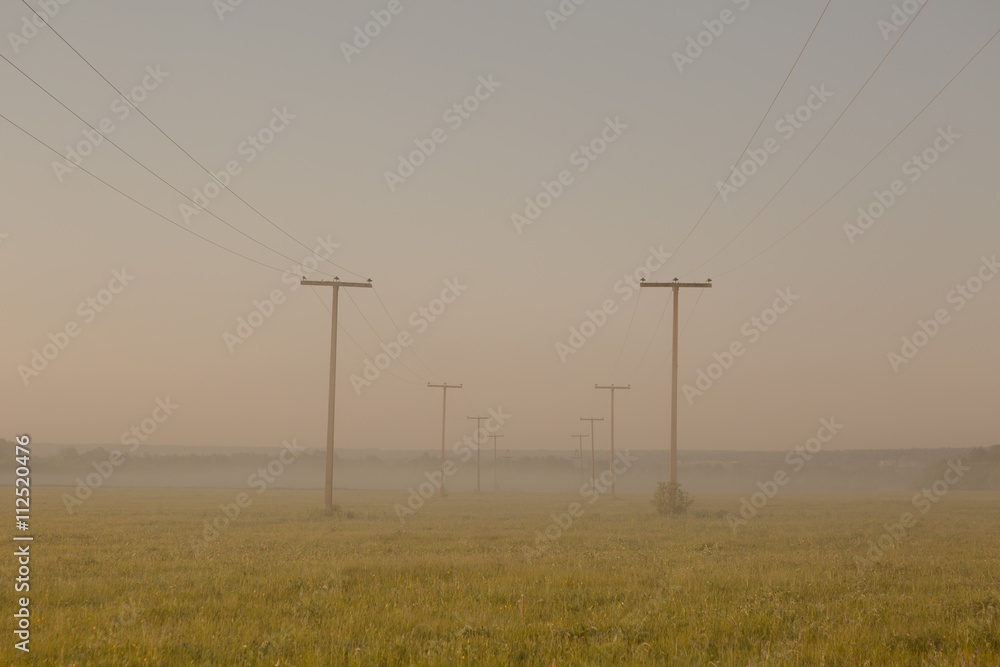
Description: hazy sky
3,0,999,455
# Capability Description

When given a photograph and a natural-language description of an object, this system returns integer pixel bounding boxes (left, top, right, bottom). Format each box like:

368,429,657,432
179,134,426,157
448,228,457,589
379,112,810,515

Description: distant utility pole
468,416,489,493
500,449,513,471
571,434,589,484
640,278,712,486
302,277,372,513
580,417,604,489
428,383,462,497
487,434,504,491
595,384,630,498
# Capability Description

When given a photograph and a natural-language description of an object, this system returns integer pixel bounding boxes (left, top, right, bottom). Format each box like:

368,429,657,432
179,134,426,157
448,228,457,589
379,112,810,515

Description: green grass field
3,487,999,665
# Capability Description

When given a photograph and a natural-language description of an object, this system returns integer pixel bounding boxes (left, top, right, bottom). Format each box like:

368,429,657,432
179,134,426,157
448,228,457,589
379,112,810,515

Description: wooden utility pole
580,417,603,489
487,434,504,491
639,279,712,485
302,278,373,512
594,384,629,498
428,383,462,497
467,416,489,493
571,434,589,484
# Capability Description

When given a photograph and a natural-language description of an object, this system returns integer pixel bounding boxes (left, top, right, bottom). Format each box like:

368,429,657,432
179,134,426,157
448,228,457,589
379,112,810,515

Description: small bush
652,481,694,516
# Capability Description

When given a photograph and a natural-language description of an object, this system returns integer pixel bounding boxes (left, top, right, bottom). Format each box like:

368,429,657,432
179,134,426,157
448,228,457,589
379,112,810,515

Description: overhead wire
606,289,643,383
12,1,458,386
0,108,290,275
372,288,444,384
308,288,425,387
712,22,1000,279
341,289,432,383
18,0,367,281
623,1,835,376
637,287,708,386
0,51,343,278
680,0,931,277
626,291,673,383
667,0,835,262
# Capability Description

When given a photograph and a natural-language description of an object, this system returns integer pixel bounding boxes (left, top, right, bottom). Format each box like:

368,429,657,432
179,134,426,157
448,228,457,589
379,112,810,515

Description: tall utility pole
580,417,604,489
428,383,462,497
467,416,489,493
595,384,630,498
571,434,589,484
487,434,504,491
639,279,712,485
302,278,372,513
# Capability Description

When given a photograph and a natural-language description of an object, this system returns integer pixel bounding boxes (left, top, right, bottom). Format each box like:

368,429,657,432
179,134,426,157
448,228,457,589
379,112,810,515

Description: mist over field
8,441,1000,496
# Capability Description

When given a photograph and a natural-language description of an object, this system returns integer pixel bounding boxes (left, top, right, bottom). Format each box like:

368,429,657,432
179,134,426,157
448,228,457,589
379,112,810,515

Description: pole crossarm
640,282,712,289
301,280,373,288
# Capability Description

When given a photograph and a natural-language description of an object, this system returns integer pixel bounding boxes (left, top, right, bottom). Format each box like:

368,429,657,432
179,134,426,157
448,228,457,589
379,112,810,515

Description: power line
0,51,341,278
668,0,835,261
627,291,673,383
309,288,425,387
607,289,643,383
636,288,707,386
8,9,451,388
627,1,832,375
341,288,431,383
713,23,1000,279
372,288,444,383
681,0,931,277
0,108,289,275
18,0,367,281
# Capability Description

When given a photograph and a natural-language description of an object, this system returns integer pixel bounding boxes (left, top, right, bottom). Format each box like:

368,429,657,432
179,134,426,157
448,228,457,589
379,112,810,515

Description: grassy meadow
2,486,999,665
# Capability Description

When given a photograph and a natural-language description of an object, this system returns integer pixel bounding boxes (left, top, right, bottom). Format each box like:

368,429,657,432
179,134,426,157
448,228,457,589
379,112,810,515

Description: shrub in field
653,481,694,515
